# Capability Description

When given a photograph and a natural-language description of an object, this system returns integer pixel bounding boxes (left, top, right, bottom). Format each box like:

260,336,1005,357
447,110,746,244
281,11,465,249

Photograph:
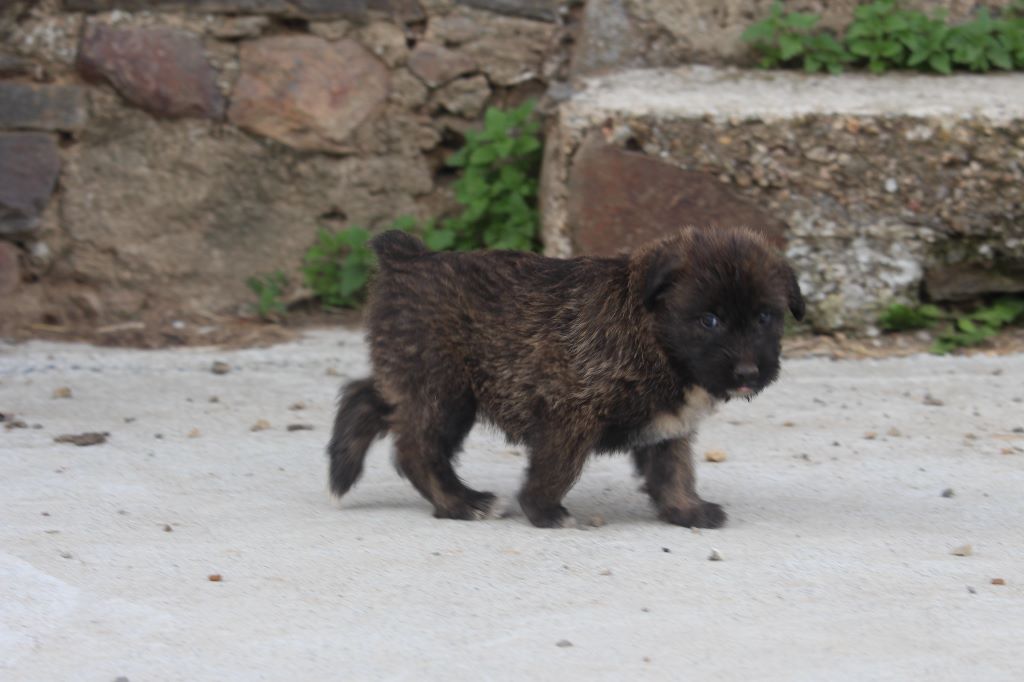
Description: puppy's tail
327,378,392,498
370,230,428,264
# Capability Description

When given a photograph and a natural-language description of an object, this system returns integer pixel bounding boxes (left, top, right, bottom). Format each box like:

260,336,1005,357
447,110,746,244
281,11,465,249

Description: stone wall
0,0,569,331
2,0,1023,337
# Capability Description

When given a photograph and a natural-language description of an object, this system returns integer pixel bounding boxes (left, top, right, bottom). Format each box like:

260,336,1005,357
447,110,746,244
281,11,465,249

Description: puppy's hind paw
660,501,727,529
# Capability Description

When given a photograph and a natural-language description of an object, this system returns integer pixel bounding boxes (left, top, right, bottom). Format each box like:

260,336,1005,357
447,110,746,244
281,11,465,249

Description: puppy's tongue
734,386,754,396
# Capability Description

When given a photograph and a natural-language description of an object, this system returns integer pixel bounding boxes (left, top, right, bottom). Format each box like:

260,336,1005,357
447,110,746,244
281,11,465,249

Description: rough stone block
77,23,225,120
63,0,368,20
228,35,389,152
408,42,476,87
0,241,20,295
0,83,87,132
456,0,559,22
541,66,1024,330
0,133,61,236
567,138,786,256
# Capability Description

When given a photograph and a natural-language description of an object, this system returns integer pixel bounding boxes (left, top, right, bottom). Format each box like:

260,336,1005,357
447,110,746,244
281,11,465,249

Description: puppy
327,227,804,528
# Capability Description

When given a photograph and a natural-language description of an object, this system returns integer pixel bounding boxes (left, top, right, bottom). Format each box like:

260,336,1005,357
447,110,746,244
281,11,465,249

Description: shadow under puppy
328,227,804,528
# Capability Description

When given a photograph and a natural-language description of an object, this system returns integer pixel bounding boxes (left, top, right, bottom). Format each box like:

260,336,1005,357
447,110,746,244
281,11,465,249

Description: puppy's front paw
434,491,500,521
660,501,727,529
518,497,576,529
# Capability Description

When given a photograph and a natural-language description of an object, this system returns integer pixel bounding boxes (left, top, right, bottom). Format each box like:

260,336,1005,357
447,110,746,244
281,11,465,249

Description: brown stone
427,8,556,86
0,83,87,132
433,75,490,118
0,241,20,295
924,261,1024,302
0,133,61,236
77,23,224,120
229,36,389,152
367,0,425,23
567,140,787,257
408,42,476,87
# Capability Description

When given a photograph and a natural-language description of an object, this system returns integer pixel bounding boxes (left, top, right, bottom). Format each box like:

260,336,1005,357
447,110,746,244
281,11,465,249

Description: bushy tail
327,378,392,498
370,230,428,263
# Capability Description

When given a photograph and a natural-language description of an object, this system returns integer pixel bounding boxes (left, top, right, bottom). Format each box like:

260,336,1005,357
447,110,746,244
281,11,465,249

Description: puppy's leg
634,437,726,529
392,393,498,521
518,434,589,529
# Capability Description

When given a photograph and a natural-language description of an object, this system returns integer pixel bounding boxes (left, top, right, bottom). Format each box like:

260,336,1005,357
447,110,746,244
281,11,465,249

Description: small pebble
124,417,136,423
289,401,307,411
599,569,612,576
208,574,223,582
782,421,795,427
941,488,955,498
286,423,314,432
704,449,728,463
211,361,231,375
923,393,945,406
54,432,108,447
163,524,173,532
950,544,973,557
588,514,605,528
52,386,72,399
864,431,877,440
964,433,978,441
251,419,271,432
187,428,201,438
60,551,72,559
325,367,341,377
708,548,723,562
887,427,902,437
661,547,671,553
556,640,573,648
209,396,220,403
991,578,1006,586
1013,427,1024,434
1001,447,1015,455
967,586,977,594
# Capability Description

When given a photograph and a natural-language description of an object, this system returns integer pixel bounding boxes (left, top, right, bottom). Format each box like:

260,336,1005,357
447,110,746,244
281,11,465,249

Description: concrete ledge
541,66,1024,330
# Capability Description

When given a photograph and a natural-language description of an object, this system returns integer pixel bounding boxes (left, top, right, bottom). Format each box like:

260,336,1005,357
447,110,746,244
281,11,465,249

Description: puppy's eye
699,313,720,330
758,311,774,325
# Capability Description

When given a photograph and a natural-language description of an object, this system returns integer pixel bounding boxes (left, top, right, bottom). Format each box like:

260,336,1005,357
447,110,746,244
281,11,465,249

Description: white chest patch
638,387,719,445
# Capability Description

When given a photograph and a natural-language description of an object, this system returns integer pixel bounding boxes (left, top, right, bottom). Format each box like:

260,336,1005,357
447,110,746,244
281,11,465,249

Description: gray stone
925,262,1024,302
0,241,20,295
59,107,433,317
228,36,389,152
455,0,559,22
0,83,87,132
427,7,556,86
356,20,408,67
64,1,369,20
0,133,61,236
408,42,476,87
209,16,271,39
367,0,425,23
571,0,645,77
0,51,33,78
77,24,225,120
433,74,490,117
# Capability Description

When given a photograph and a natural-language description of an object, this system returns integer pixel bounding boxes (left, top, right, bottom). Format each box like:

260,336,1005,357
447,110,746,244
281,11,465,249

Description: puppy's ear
640,249,678,310
785,266,805,321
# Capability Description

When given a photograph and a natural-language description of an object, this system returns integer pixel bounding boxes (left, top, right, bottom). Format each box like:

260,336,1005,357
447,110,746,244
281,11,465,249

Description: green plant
423,100,543,252
845,0,913,72
302,227,373,308
878,302,943,331
932,296,1024,354
246,271,288,321
743,0,1024,74
741,2,849,73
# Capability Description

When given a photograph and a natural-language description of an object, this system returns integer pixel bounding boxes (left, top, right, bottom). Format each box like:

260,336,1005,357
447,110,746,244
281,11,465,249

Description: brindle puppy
327,227,804,528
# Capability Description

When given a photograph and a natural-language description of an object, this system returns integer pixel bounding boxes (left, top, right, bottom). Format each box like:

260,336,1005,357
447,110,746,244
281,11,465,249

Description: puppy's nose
734,362,759,385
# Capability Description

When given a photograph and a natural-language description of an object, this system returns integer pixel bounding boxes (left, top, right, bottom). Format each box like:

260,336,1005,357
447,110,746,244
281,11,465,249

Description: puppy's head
630,227,804,401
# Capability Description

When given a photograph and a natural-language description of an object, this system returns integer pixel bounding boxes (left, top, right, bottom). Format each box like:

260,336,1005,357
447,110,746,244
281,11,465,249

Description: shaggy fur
327,227,804,528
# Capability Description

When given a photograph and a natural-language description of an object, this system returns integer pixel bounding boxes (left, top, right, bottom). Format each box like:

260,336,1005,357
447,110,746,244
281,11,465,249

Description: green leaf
469,146,498,166
423,228,456,251
779,34,804,60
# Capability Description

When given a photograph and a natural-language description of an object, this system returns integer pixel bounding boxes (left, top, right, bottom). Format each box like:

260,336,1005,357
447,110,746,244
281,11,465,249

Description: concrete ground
1,329,1022,681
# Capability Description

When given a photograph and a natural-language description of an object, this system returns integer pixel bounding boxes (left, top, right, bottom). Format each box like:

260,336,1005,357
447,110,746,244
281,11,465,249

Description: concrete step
540,66,1024,331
